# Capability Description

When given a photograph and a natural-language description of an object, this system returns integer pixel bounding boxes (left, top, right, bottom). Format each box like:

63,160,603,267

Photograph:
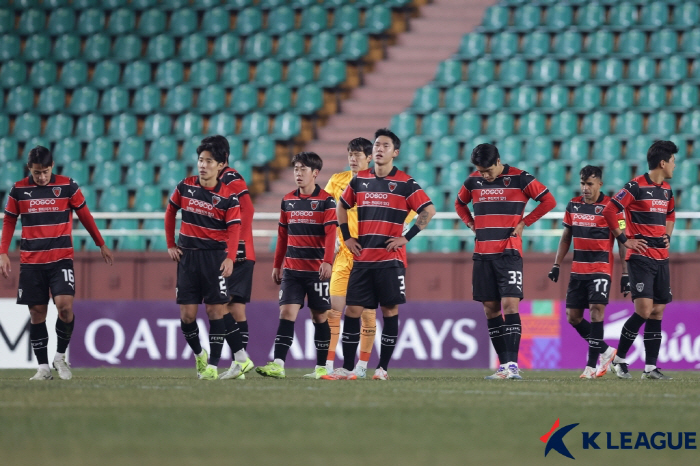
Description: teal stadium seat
476,85,504,113
79,186,97,212
561,136,590,164
155,59,184,88
138,8,166,37
521,32,550,59
0,137,19,163
0,35,21,61
44,114,73,141
75,114,104,141
18,9,46,36
123,60,152,89
550,111,578,137
132,85,160,114
582,31,613,58
221,59,249,87
552,31,582,59
148,136,178,163
197,84,226,114
363,5,392,35
402,137,426,165
83,34,110,62
158,160,187,187
100,87,130,115
92,161,121,186
270,112,301,141
235,8,263,37
276,32,304,61
148,34,176,62
457,33,485,60
67,86,98,115
674,160,699,189
608,2,637,31
411,161,436,187
444,84,472,114
489,32,518,60
576,3,604,31
339,32,369,62
230,84,258,114
99,186,129,212
486,112,513,138
529,58,559,85
433,59,462,88
213,33,241,62
443,161,468,190
525,136,552,162
300,5,328,35
23,34,51,61
268,6,296,35
431,137,459,164
498,58,527,87
571,84,601,112
424,186,446,212
591,136,619,164
421,113,449,140
616,30,645,58
170,9,197,37
626,135,653,161
603,84,633,111
125,161,155,188
116,136,145,163
331,5,358,34
480,5,508,32
208,113,236,136
13,113,41,141
512,4,540,32
6,85,33,114
545,5,573,31
606,160,632,188
86,137,114,164
0,10,13,35
247,136,275,167
581,111,611,136
47,9,75,36
537,160,566,188
262,84,292,114
174,113,204,139
675,2,699,30
640,2,669,31
669,83,698,111
519,113,546,137
648,29,677,58
133,186,162,212
540,85,569,112
647,110,676,137
453,112,481,140
562,58,591,85
679,110,700,136
467,58,494,87
164,85,193,114
59,60,88,89
412,85,439,114
201,8,230,37
77,8,105,36
91,60,120,89
681,29,700,56
113,35,142,63
659,57,687,85
253,59,282,87
317,59,346,88
64,160,89,186
108,8,135,36
0,115,7,137
294,84,323,115
594,58,623,85
53,138,81,164
500,136,522,162
0,163,25,191
614,111,643,136
308,31,337,61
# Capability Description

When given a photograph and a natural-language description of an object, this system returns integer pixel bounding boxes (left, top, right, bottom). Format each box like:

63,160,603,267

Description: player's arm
619,242,630,296
548,226,572,283
320,197,338,281
386,204,436,252
0,188,19,278
74,204,112,266
165,184,184,262
220,197,242,278
519,181,556,238
338,181,361,256
663,191,675,248
454,183,475,232
237,192,254,261
272,202,288,285
602,183,647,253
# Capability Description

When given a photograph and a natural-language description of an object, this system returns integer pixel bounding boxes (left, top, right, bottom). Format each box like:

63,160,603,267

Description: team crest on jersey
388,181,397,192
595,205,604,214
52,187,61,197
503,177,511,187
636,283,644,292
212,196,221,206
664,190,669,200
310,200,319,210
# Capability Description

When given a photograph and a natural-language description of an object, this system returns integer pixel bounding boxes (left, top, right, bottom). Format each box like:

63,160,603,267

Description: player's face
294,162,318,189
28,163,53,186
198,151,224,182
474,160,502,183
348,150,371,173
580,176,602,202
372,136,398,166
661,154,676,179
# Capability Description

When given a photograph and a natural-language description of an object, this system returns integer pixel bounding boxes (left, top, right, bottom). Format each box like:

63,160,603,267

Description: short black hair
647,140,677,170
27,146,53,168
375,128,401,150
470,143,500,168
196,136,228,164
579,165,603,181
347,137,372,156
292,151,323,172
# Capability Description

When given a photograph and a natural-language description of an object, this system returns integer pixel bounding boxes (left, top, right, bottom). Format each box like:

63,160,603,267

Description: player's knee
589,305,605,322
56,307,73,322
566,309,583,325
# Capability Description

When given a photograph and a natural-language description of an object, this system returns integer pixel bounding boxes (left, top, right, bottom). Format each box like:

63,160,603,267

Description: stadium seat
122,60,151,89
529,58,559,84
18,9,46,36
512,4,540,31
174,113,204,139
538,160,566,188
44,114,74,141
549,111,578,137
77,8,105,36
67,86,98,115
480,5,508,32
197,84,226,114
486,112,513,137
675,2,699,30
230,84,258,114
591,135,619,164
164,85,193,114
91,60,120,89
148,136,178,163
560,136,590,164
74,114,105,141
113,35,142,62
317,59,346,88
421,113,449,140
235,7,263,36
53,137,81,164
100,87,130,115
489,32,518,59
603,84,634,111
132,85,160,114
412,85,440,114
608,2,637,31
457,33,486,60
270,112,301,140
576,2,605,31
616,30,645,58
179,33,207,62
647,110,676,137
108,8,135,36
0,115,8,137
525,135,552,162
675,160,699,188
0,35,21,61
467,58,494,86
453,112,481,140
211,33,240,61
145,34,175,62
405,235,430,253
154,59,183,88
109,113,138,139
498,58,527,87
520,31,549,59
402,137,426,164
339,32,369,62
649,29,678,58
476,85,504,113
530,236,560,253
268,6,296,35
293,84,323,115
685,185,700,211
498,135,521,162
562,58,591,85
110,219,139,231
92,161,122,186
424,186,446,212
540,85,569,112
201,8,230,38
86,136,114,164
169,10,198,38
125,161,155,188
606,160,632,187
99,186,129,212
300,5,328,34
545,4,573,31
308,31,337,61
681,29,700,56
571,84,602,112
431,137,459,164
262,84,291,114
83,34,110,62
64,160,89,186
679,110,700,136
208,113,236,136
276,31,304,61
581,111,611,136
247,136,275,167
22,34,51,61
519,112,546,136
253,59,282,87
6,85,33,114
443,160,469,190
626,135,653,161
0,9,13,35
136,8,165,37
583,31,613,57
158,160,187,187
669,83,698,111
593,58,623,84
0,137,19,163
640,2,669,30
330,5,359,34
133,185,162,212
411,161,436,187
551,31,582,59
0,162,25,191
614,111,643,136
363,5,392,35
221,59,250,87
444,84,472,114
13,113,41,141
658,57,687,85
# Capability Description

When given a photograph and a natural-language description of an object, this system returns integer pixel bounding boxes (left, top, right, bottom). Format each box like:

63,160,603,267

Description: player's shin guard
643,319,662,366
588,321,605,368
30,322,49,365
617,313,646,359
208,318,226,367
341,316,360,371
359,309,376,365
327,309,341,363
377,315,398,371
504,313,522,363
572,319,592,341
223,313,244,353
314,320,331,367
274,319,295,362
487,316,507,365
181,320,203,355
237,320,249,350
55,316,74,354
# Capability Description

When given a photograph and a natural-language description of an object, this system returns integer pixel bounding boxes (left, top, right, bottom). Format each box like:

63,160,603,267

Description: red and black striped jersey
455,165,551,260
219,166,255,262
168,176,241,250
340,166,432,269
3,175,92,266
274,185,337,274
608,173,675,261
563,194,624,279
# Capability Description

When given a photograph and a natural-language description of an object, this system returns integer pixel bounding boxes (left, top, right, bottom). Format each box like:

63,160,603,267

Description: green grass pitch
1,369,699,466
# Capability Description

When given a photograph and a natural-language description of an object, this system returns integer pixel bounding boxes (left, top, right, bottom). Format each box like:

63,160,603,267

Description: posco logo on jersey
29,199,57,206
481,189,504,195
290,211,314,217
188,199,213,210
652,200,668,207
365,193,388,199
573,214,596,221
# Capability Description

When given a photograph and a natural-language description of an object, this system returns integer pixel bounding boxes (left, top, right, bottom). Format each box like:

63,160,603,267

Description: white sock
326,360,334,371
39,363,50,371
315,365,324,371
197,350,206,358
207,364,217,370
645,364,656,372
54,352,65,361
602,347,614,357
234,349,248,363
356,360,367,369
274,358,285,368
613,356,626,364
507,361,517,368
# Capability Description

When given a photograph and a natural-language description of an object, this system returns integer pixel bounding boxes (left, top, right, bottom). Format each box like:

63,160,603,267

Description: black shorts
565,276,611,309
279,269,331,311
176,249,230,305
627,256,672,304
472,254,524,302
346,267,407,309
17,259,75,306
227,259,254,304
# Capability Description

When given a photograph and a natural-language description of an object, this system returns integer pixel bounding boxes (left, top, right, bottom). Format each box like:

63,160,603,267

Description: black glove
548,265,560,283
621,274,630,297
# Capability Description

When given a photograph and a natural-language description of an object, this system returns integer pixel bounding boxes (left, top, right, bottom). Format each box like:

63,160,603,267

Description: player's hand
220,257,234,278
0,253,11,279
620,274,630,297
385,236,408,252
100,244,113,266
272,268,282,285
467,222,475,233
168,247,183,262
319,262,332,281
548,265,560,283
344,237,362,256
624,238,648,253
662,234,671,248
511,221,525,238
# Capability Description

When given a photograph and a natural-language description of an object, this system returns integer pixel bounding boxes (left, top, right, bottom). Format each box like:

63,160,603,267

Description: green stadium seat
131,0,158,9
647,110,676,137
169,9,197,37
552,31,582,58
669,136,687,161
603,84,633,111
86,137,113,164
649,29,678,57
571,84,601,112
93,161,121,186
122,60,151,89
561,136,590,164
679,110,700,136
669,83,698,111
158,160,187,187
100,87,129,115
529,58,559,84
37,86,66,115
207,113,236,135
525,135,553,163
107,8,135,36
201,8,230,37
221,59,249,87
405,235,430,253
230,84,258,114
75,114,104,141
550,111,578,137
137,8,165,36
53,138,81,164
640,2,669,30
614,111,643,136
262,84,291,114
625,135,652,161
174,113,204,139
411,161,436,187
674,159,699,188
18,9,46,36
299,5,327,34
674,2,699,30
83,34,110,62
480,5,508,32
443,160,469,190
22,34,51,61
391,112,416,141
148,136,178,163
276,31,304,61
254,58,282,87
133,185,162,212
294,84,323,115
164,85,193,114
99,186,128,212
77,8,105,36
432,59,461,88
680,29,700,56
235,8,263,36
489,32,518,59
67,86,98,115
339,32,369,62
658,57,687,85
486,112,513,137
77,185,96,212
363,5,392,34
562,58,591,85
244,32,273,60
499,135,522,162
616,30,645,58
5,85,32,114
91,60,120,89
589,135,618,164
606,160,632,187
306,31,336,61
131,85,159,114
268,6,295,36
608,2,637,31
113,35,142,62
582,31,613,57
197,84,226,114
474,84,503,113
270,112,301,140
317,58,346,88
467,58,494,86
0,162,25,191
0,115,8,137
109,113,137,138
154,59,183,88
545,5,574,31
0,35,21,61
421,113,449,140
401,137,426,164
457,33,485,60
111,219,139,231
593,58,623,84
519,112,546,136
424,186,446,212
0,9,13,35
0,137,19,163
576,3,605,31
497,57,526,87
685,185,700,211
232,160,252,185
60,60,88,88
431,137,459,164
125,160,154,188
27,136,50,151
330,5,359,34
147,34,176,62
444,84,471,114
512,4,540,31
538,160,566,188
61,160,88,187
212,33,240,62
412,85,439,114
520,31,549,59
246,136,274,167
540,85,569,112
47,8,75,36
453,112,481,140
148,236,169,252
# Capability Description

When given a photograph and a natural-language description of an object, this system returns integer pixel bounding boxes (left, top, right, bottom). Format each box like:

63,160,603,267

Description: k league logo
541,418,579,459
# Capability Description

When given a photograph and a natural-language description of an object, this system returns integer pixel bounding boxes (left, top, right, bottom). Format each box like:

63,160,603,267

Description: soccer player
256,152,337,380
547,165,627,379
0,146,113,381
165,139,252,380
329,128,436,381
455,143,556,380
602,140,676,380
